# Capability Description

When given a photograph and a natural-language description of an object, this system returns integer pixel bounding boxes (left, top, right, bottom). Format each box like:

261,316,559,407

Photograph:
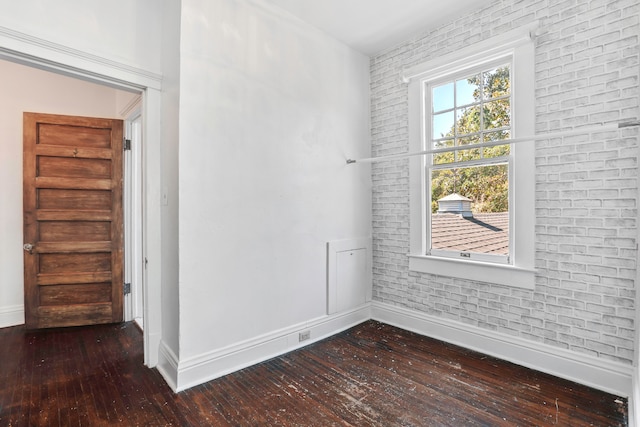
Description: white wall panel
0,0,162,74
177,0,371,367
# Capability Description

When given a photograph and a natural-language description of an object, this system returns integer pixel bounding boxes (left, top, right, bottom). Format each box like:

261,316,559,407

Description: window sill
408,254,536,289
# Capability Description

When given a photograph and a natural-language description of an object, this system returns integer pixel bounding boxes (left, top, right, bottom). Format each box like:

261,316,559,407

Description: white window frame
426,58,512,266
406,24,537,289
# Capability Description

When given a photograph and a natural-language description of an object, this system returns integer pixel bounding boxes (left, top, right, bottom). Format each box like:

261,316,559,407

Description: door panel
23,112,124,329
39,284,112,305
38,157,112,179
38,189,113,210
38,252,112,274
39,221,112,242
38,123,113,147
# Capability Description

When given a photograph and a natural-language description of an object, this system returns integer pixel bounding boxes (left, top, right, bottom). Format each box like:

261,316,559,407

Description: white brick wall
371,0,639,365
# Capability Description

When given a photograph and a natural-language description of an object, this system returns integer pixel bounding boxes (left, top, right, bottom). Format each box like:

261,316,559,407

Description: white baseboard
371,301,632,397
157,340,179,392
168,305,371,392
0,305,24,328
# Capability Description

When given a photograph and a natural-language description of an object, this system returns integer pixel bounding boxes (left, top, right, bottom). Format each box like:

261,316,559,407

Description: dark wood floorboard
0,320,628,426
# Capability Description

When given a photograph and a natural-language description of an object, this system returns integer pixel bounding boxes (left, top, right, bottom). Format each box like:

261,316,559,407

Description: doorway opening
6,60,145,329
0,38,162,367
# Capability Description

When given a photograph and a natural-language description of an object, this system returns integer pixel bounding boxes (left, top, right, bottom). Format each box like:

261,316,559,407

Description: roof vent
437,193,473,218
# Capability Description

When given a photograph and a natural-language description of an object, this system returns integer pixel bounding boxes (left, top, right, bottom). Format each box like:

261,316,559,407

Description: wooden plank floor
0,320,628,426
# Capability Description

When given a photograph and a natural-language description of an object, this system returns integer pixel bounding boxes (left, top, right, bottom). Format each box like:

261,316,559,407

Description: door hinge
123,138,131,151
124,282,131,295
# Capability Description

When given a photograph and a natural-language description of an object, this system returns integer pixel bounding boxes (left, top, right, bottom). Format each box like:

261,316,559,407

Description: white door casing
123,102,144,329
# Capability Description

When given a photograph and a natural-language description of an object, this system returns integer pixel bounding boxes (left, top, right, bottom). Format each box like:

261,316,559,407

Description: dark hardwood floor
0,320,628,426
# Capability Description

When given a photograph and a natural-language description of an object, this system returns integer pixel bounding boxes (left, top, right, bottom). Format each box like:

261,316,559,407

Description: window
406,25,536,288
428,62,512,265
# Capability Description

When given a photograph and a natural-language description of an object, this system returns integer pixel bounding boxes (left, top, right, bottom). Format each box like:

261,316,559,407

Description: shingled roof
431,212,509,255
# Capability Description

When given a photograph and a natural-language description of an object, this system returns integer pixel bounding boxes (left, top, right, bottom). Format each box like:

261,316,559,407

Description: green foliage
431,66,511,214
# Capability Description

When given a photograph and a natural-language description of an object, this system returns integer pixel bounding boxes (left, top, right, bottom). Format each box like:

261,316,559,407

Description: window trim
407,25,537,289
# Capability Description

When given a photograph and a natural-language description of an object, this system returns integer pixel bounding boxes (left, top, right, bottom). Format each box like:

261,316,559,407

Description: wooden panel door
23,113,124,329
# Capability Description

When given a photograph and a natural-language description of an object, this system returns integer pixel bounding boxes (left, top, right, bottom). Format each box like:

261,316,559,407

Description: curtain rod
346,120,640,165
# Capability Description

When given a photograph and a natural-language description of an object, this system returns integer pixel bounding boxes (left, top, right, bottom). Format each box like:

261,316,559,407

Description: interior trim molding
171,305,372,392
120,94,143,119
0,25,162,90
0,305,24,328
157,340,179,392
401,20,538,83
371,301,633,398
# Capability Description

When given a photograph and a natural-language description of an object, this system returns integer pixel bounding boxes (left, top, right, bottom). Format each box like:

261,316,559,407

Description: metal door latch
23,243,34,254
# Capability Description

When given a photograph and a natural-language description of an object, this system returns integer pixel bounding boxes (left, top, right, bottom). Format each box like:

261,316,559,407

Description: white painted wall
0,60,138,327
0,0,371,390
0,0,162,74
177,0,371,365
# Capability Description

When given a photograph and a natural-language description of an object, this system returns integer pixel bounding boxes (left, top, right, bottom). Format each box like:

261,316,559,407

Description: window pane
433,139,454,149
483,144,510,159
456,105,481,137
456,75,479,106
433,139,454,165
457,148,481,162
433,154,455,165
483,65,510,99
458,135,480,146
433,111,454,139
430,163,509,255
432,82,454,112
483,99,510,129
484,130,511,158
485,130,510,141
430,169,457,212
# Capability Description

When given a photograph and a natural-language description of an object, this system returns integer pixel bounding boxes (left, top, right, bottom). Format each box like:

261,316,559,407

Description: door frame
0,28,163,367
123,100,144,328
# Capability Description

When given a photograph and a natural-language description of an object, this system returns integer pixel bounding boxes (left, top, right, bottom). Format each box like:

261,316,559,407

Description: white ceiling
263,0,496,56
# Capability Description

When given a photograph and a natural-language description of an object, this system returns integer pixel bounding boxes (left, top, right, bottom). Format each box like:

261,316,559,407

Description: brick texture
371,0,639,365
